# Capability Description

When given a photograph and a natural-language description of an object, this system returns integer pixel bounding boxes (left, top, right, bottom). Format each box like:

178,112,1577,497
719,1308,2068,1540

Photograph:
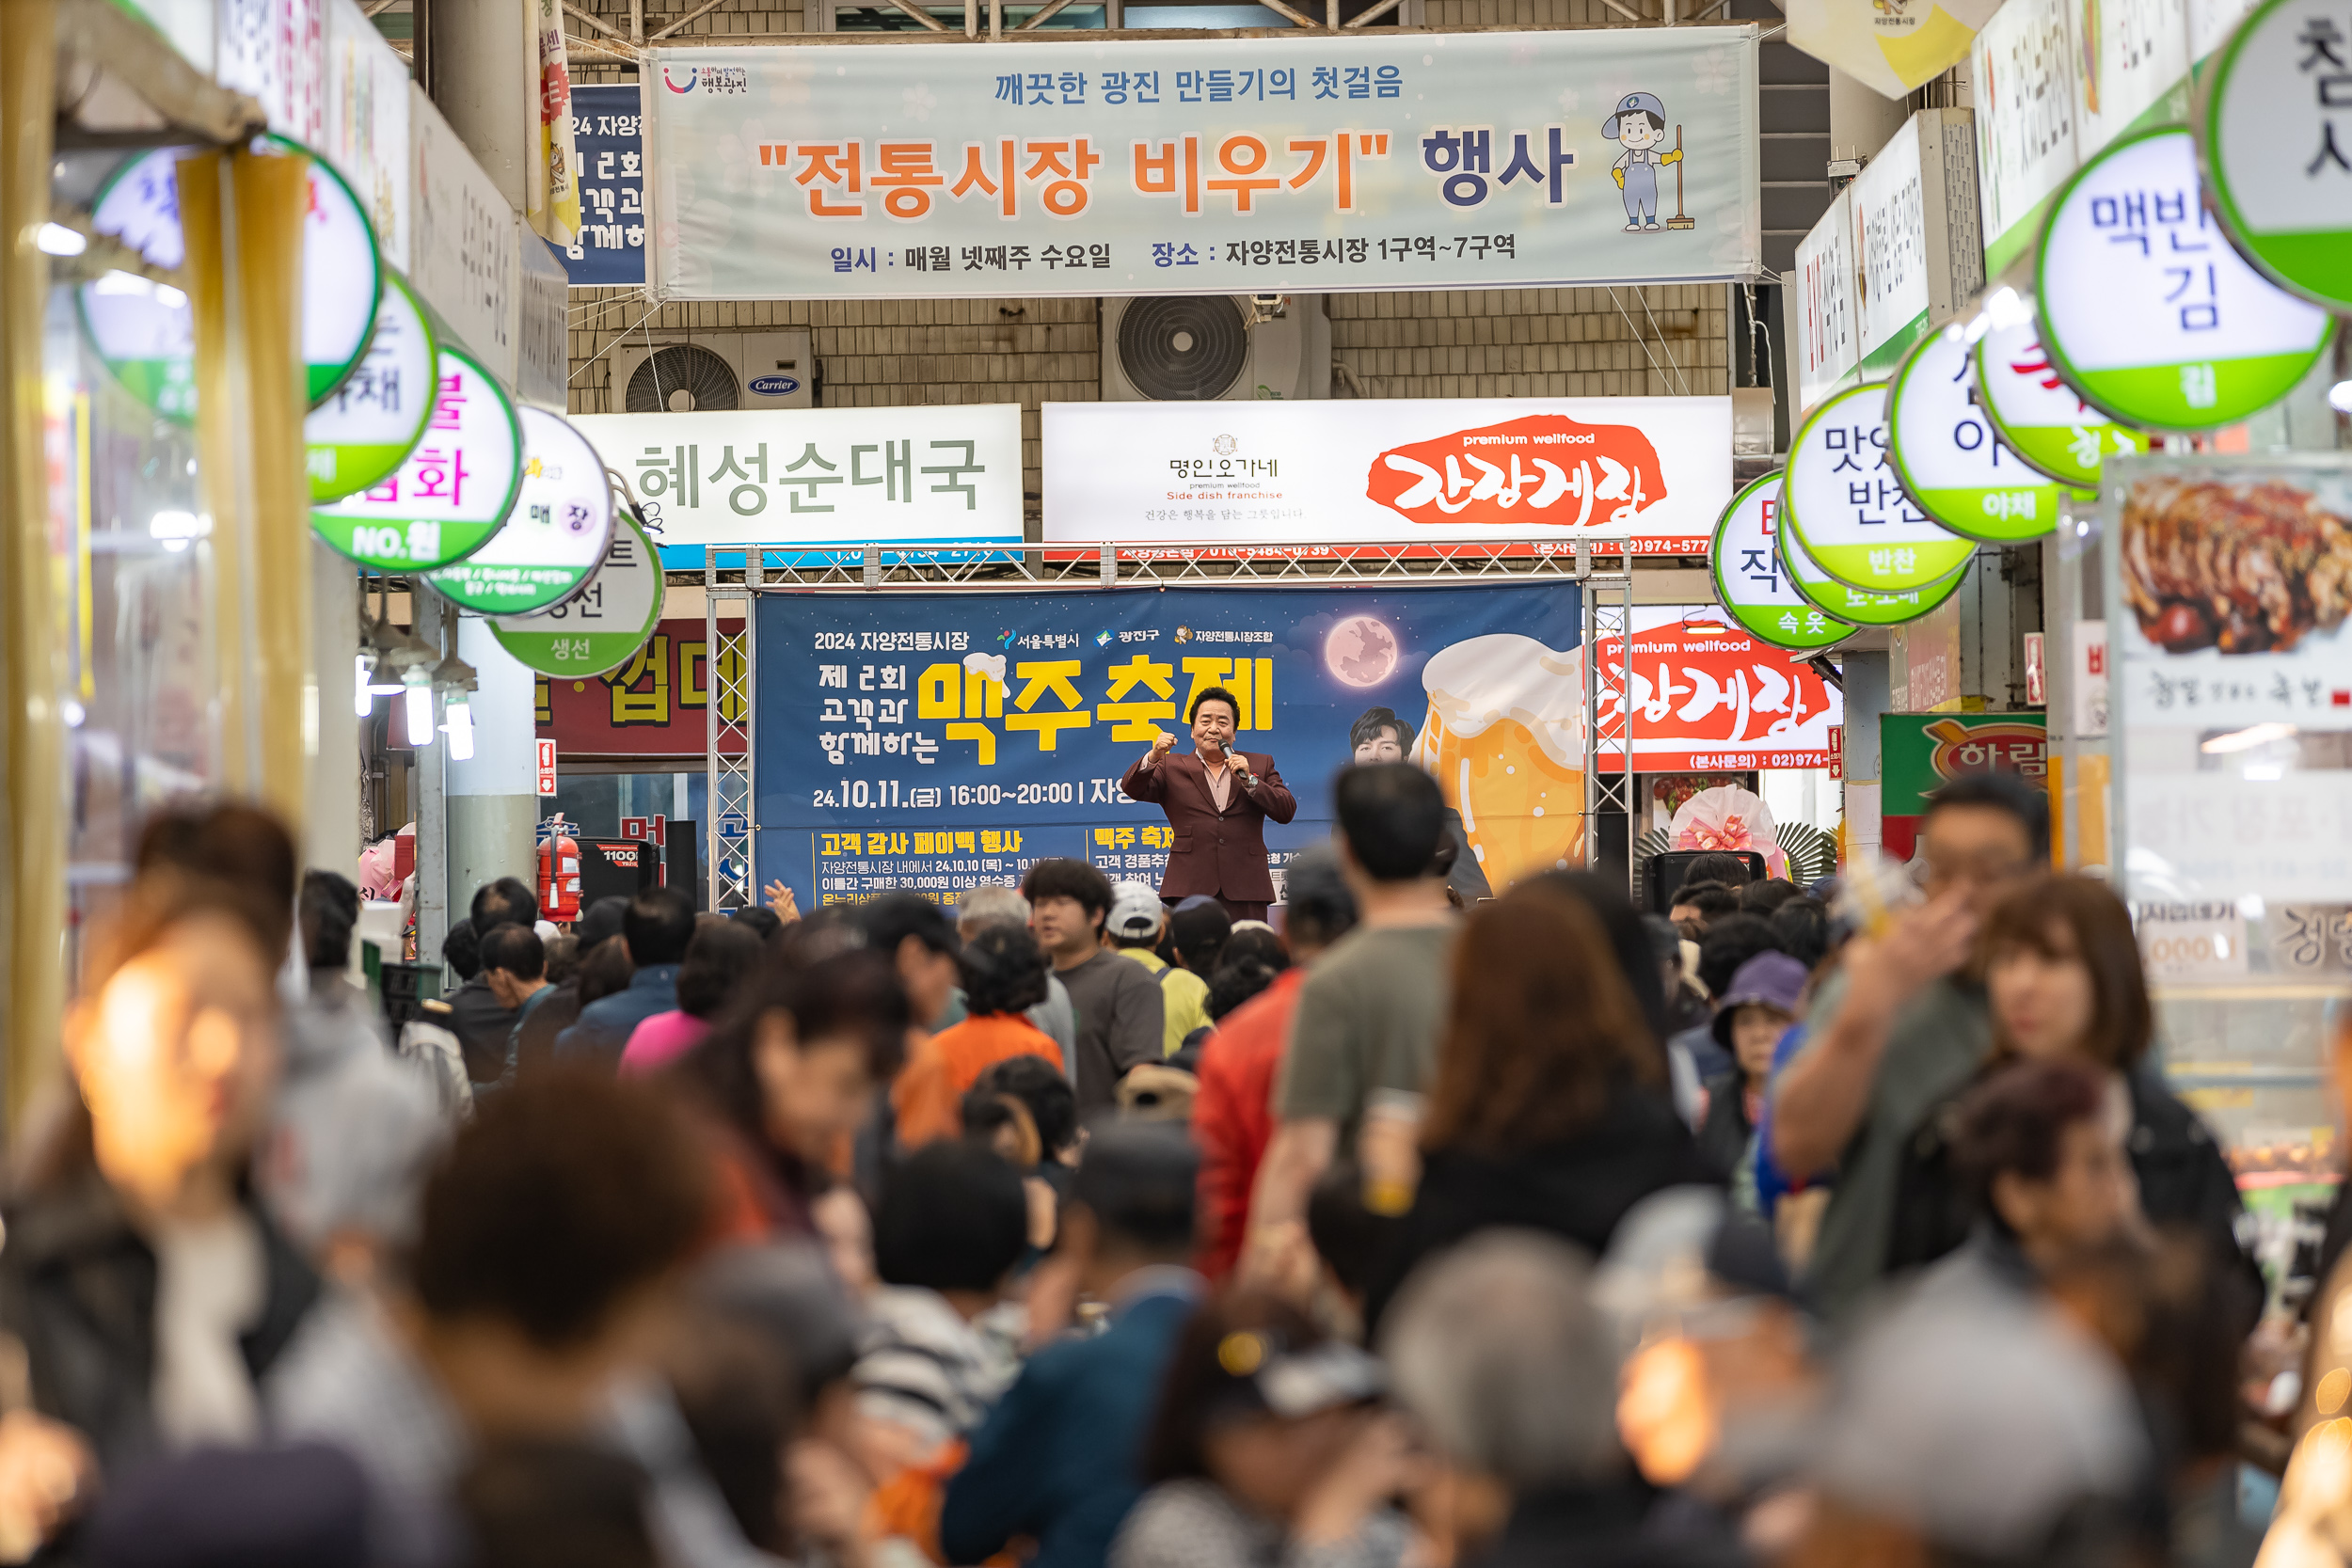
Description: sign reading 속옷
2037,126,2331,430
1709,473,1855,651
1973,315,2150,487
311,343,525,572
1782,380,1974,594
425,406,617,614
493,514,666,677
2202,0,2352,311
306,271,436,503
1777,499,1970,626
1886,324,2070,544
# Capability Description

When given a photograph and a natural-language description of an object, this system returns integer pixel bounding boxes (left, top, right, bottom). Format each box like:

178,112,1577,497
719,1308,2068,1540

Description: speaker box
1645,850,1771,914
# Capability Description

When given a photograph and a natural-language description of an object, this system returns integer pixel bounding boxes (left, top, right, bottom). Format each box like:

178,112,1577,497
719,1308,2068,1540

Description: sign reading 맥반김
1041,397,1733,552
644,30,1762,300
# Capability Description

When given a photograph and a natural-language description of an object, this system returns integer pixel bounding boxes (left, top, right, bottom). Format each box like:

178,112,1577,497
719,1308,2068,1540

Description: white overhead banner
644,30,1762,300
575,405,1025,563
1041,396,1731,553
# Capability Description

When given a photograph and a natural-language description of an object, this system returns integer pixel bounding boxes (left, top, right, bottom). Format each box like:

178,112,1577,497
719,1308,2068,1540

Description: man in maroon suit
1119,686,1296,923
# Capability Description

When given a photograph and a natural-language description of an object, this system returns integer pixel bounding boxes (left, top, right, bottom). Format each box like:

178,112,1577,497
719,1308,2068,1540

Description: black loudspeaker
1645,850,1771,914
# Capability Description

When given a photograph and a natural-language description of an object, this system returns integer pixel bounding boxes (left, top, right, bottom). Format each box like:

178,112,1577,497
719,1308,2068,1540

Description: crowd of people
2,760,2348,1567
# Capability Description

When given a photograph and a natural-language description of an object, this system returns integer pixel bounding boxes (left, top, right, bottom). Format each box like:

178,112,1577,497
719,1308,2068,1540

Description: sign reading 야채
307,270,436,503
493,514,666,677
1042,397,1733,553
1886,324,2070,544
2038,126,2331,430
2201,0,2352,311
1974,316,2150,488
644,30,1762,300
572,407,1025,564
1783,381,1974,593
425,407,616,614
1709,472,1855,651
1778,497,1971,626
312,343,525,571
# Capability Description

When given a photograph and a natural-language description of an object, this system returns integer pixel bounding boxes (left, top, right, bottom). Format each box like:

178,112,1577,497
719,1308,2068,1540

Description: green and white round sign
1973,315,2151,487
2037,125,2330,431
1709,473,1854,652
306,272,436,503
2202,0,2352,312
80,135,382,421
426,407,617,614
1777,494,1969,627
490,513,665,677
311,343,523,571
1782,381,1974,594
1886,324,2074,545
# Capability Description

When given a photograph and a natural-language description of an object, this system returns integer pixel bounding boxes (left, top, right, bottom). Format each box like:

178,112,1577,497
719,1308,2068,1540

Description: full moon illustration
1324,616,1399,688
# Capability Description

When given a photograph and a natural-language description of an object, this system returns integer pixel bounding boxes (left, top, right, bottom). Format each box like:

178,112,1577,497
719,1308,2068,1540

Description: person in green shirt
1104,881,1214,1057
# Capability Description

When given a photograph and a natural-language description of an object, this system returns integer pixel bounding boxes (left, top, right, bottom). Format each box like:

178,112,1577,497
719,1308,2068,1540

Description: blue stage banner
755,583,1587,911
565,86,646,288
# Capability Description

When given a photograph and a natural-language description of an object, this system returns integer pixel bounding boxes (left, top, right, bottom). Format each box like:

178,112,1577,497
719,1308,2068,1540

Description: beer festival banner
1042,396,1733,552
643,29,1762,300
753,586,1840,911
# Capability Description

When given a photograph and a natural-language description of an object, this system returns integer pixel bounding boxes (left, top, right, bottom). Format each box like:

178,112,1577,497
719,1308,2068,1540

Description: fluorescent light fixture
91,270,151,296
149,510,204,552
2330,380,2352,415
2201,721,2298,754
36,223,86,257
404,681,432,747
152,283,186,310
442,697,475,761
2244,763,2285,782
354,654,374,717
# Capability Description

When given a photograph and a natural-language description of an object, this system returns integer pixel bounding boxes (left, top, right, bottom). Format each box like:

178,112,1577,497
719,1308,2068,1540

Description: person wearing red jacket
1191,844,1358,1280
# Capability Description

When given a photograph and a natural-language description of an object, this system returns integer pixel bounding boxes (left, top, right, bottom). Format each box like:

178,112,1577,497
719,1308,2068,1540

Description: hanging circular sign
1886,325,2074,545
1781,380,1974,594
311,343,524,571
1973,315,2152,487
1709,473,1855,652
2037,125,2331,431
489,512,666,677
306,271,436,503
1776,498,1969,626
79,135,382,422
425,407,618,614
2201,0,2352,312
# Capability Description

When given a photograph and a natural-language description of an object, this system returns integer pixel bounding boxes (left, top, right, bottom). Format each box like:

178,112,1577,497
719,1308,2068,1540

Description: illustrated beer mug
1409,633,1587,889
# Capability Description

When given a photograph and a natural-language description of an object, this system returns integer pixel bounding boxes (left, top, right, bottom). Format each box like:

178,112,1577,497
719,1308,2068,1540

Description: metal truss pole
706,553,761,910
1580,552,1637,894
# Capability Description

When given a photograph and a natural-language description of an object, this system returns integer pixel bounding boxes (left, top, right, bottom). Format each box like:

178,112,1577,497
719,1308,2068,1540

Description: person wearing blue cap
1602,92,1680,232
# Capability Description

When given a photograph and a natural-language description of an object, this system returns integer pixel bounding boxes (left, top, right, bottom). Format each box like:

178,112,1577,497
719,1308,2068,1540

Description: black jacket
1471,1482,1745,1568
1364,1083,1718,1335
1694,1071,1756,1185
0,1168,321,1480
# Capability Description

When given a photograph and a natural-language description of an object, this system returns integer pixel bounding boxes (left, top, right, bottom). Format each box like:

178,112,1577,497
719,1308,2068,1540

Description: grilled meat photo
2120,477,2352,654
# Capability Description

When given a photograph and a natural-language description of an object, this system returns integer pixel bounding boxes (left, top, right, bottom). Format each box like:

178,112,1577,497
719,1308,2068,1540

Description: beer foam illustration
1412,634,1583,774
961,652,1008,692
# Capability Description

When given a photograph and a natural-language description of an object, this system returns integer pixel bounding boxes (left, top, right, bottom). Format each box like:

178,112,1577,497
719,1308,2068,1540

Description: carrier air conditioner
611,330,817,413
1100,294,1330,402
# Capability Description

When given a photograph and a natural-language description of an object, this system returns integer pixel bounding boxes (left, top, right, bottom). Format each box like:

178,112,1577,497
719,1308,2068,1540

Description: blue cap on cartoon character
1603,92,1668,139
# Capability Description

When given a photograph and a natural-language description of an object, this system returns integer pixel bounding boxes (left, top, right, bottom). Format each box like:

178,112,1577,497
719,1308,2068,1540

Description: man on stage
1120,686,1296,923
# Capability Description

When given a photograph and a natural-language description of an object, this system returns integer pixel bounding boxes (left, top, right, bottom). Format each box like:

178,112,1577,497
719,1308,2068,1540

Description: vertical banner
527,0,582,250
755,586,1587,911
565,85,646,287
646,29,1762,299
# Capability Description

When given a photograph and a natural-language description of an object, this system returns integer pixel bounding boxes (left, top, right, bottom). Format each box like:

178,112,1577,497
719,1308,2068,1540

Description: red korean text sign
536,617,748,757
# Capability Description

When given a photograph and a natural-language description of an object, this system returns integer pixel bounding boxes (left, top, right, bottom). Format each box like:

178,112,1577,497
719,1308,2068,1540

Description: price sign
1777,498,1969,626
489,513,666,677
305,270,435,503
2038,125,2331,430
424,407,616,614
80,135,382,420
311,343,524,571
2201,0,2352,312
1782,380,1975,594
1708,473,1855,651
1885,324,2073,544
1973,315,2151,486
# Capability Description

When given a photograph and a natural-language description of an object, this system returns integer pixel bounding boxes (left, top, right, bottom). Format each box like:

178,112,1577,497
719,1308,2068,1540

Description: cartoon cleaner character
1603,92,1682,232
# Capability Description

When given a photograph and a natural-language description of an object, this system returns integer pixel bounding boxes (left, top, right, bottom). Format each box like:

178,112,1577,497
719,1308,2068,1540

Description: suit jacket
1119,751,1295,903
941,1282,1200,1568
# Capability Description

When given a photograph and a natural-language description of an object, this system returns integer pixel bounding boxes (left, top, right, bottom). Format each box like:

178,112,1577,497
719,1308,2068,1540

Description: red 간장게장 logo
1363,415,1668,529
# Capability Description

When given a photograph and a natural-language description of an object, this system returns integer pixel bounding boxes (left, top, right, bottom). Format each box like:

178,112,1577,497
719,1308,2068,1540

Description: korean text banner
1043,397,1731,552
565,86,647,287
755,584,1591,911
535,616,747,758
644,30,1761,300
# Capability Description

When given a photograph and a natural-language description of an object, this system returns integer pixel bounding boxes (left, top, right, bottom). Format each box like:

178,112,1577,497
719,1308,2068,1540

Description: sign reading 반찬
1041,397,1733,552
644,30,1762,300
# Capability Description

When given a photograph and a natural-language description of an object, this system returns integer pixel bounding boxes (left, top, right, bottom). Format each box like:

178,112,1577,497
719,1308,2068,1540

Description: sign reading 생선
644,30,1762,300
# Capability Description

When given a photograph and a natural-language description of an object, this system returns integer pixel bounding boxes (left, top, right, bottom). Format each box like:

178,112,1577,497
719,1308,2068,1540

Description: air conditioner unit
611,330,816,413
1101,294,1329,402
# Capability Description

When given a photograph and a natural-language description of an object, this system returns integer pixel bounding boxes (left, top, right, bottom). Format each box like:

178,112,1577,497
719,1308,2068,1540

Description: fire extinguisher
539,815,582,924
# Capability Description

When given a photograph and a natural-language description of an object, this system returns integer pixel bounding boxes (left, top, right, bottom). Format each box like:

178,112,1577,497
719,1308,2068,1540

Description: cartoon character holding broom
1603,92,1693,232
